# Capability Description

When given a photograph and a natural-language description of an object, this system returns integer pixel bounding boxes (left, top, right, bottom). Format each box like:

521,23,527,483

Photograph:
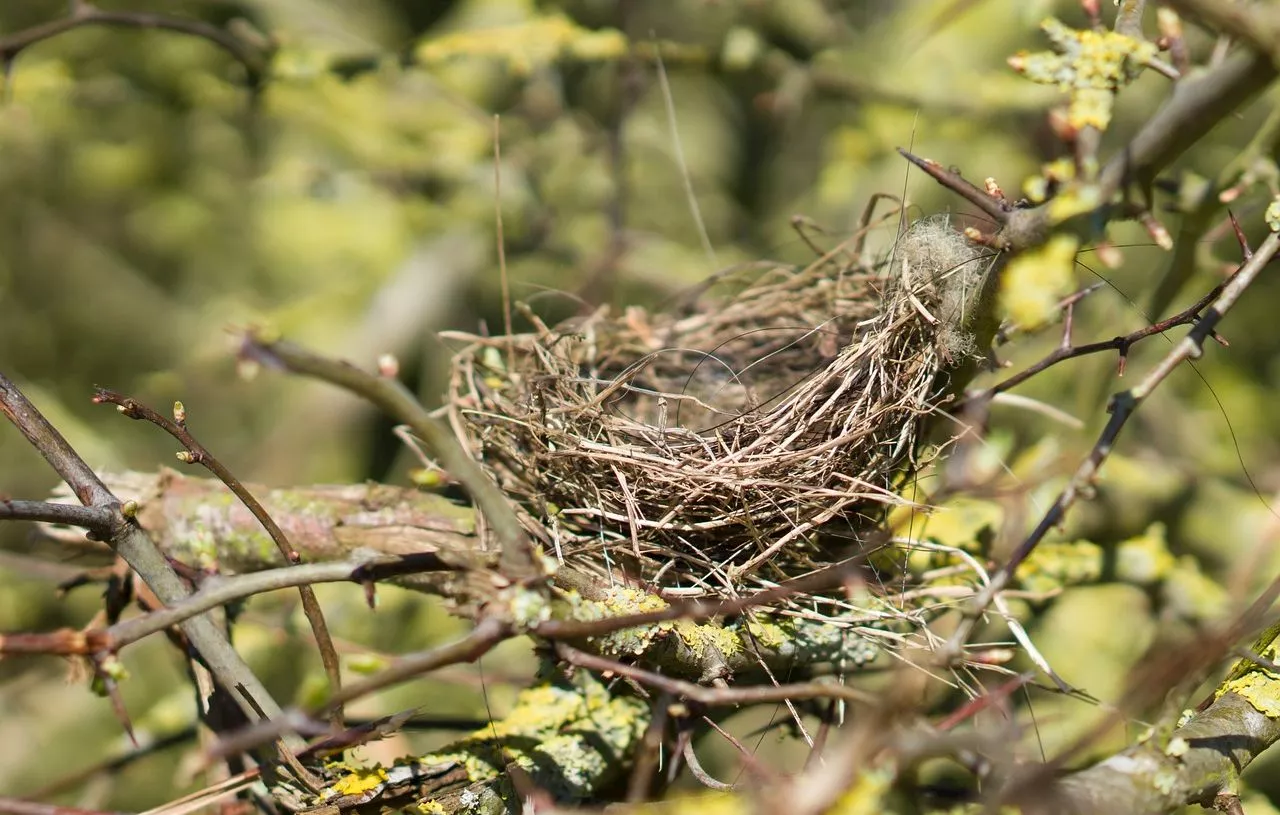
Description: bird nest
445,216,989,594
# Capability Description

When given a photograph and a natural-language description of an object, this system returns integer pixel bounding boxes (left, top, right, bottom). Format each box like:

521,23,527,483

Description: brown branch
897,149,1013,226
0,374,297,750
239,333,542,584
0,4,266,87
0,499,112,535
0,555,449,657
975,271,1227,399
203,615,513,760
958,45,1277,254
94,390,346,732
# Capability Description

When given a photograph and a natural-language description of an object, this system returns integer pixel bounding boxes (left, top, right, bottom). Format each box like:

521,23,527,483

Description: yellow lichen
323,764,389,799
673,618,742,659
999,233,1079,329
415,14,627,78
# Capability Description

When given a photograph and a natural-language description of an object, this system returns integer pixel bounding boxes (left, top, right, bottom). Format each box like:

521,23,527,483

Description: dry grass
445,214,990,600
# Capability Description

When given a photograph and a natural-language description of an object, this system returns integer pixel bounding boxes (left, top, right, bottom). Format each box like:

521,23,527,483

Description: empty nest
445,215,989,593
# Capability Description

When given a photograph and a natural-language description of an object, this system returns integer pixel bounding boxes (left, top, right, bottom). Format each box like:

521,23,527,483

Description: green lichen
1218,623,1280,718
317,678,647,812
673,617,742,660
1014,539,1103,595
1115,524,1176,585
504,585,553,628
1009,18,1158,132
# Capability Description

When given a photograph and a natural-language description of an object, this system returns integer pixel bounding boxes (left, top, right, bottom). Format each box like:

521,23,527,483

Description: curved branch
0,5,266,87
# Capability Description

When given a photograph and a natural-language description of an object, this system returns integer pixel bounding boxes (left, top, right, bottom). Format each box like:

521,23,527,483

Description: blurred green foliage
2,0,1280,809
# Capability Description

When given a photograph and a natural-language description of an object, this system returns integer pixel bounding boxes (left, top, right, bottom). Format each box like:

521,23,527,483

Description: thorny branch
946,230,1280,660
906,46,1275,253
975,259,1230,400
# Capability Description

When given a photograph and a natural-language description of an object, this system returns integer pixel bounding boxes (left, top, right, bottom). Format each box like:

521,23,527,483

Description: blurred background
1,0,1279,810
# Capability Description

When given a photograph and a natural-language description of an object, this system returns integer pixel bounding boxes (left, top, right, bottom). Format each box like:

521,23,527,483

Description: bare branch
0,499,112,535
0,5,266,87
94,390,346,731
0,374,299,751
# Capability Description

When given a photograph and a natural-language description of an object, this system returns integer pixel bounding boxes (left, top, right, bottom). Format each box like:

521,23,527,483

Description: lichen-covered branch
304,677,649,815
38,471,887,682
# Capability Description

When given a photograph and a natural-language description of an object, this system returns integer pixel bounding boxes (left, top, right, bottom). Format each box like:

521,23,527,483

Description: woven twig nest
446,216,989,592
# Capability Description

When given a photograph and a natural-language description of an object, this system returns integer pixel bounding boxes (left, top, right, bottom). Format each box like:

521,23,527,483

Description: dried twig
93,390,346,732
0,374,297,747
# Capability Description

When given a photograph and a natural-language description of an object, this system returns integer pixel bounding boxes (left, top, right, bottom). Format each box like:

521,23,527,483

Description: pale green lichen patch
672,618,741,660
1164,736,1189,758
1009,17,1157,131
1013,539,1102,595
1115,524,1176,585
504,585,553,628
1224,670,1280,718
549,583,880,678
318,679,647,811
417,684,647,801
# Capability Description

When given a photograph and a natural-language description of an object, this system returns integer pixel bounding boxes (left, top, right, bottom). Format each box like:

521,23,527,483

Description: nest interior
446,215,990,599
